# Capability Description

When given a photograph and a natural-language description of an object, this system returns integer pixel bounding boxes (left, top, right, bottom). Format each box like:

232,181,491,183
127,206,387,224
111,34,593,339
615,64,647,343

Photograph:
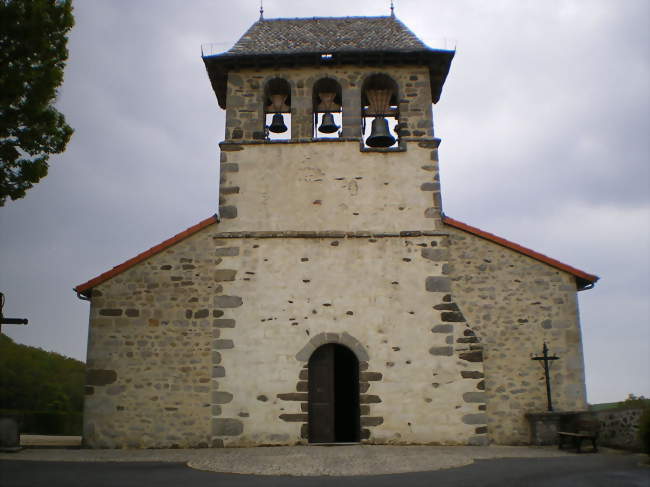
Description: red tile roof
74,213,598,297
74,215,218,297
442,215,598,290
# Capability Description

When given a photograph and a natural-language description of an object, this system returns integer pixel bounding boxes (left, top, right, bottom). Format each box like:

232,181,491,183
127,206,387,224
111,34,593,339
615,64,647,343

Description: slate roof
226,16,429,56
74,215,598,297
202,15,455,108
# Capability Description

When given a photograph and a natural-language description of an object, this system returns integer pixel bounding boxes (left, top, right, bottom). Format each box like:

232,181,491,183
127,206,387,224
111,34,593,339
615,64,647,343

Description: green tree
0,0,74,206
0,334,85,412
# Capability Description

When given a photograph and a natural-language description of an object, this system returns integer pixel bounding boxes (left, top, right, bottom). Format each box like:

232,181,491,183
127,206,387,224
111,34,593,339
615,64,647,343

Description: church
75,15,598,449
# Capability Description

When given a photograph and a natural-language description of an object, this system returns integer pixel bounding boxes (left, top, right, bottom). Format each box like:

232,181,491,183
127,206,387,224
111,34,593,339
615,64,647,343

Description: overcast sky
0,0,648,405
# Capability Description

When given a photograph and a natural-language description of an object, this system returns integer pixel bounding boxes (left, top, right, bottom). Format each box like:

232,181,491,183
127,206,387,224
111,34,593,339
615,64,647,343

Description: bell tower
200,17,468,446
203,16,454,233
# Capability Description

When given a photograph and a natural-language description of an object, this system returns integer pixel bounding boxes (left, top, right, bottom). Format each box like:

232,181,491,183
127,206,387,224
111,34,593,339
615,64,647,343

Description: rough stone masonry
77,16,596,449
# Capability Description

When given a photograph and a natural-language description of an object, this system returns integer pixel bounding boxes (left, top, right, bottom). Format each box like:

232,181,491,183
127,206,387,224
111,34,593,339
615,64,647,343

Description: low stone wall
525,411,595,446
526,408,646,451
595,408,645,451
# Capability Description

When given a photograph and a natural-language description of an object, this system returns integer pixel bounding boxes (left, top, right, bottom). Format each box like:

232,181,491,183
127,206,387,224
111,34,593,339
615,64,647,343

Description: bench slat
558,432,595,438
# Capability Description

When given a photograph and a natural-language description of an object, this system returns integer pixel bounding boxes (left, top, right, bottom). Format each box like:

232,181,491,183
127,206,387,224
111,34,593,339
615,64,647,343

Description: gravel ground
0,444,577,476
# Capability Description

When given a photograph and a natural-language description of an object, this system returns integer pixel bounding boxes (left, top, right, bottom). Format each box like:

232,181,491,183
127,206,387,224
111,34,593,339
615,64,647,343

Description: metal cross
531,342,560,412
0,292,28,335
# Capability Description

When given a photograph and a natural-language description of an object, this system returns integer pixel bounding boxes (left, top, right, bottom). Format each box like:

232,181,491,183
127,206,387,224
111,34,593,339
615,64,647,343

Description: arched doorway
308,343,360,443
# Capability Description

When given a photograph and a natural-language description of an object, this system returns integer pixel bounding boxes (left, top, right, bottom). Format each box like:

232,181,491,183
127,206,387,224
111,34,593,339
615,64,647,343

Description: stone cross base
525,411,587,445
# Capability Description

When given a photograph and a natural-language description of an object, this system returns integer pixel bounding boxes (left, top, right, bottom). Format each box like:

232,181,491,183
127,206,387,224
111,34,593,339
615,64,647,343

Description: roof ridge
258,15,394,21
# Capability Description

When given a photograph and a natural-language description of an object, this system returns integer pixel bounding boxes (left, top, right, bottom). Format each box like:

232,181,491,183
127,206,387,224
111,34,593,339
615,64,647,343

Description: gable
74,215,218,297
442,216,598,290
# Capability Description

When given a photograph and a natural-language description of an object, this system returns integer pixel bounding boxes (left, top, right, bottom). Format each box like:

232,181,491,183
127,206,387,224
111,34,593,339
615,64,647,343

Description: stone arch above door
276,331,382,443
296,332,369,362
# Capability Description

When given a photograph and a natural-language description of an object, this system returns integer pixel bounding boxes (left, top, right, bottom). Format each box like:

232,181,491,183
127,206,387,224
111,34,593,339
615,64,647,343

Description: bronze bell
366,117,396,147
268,113,288,133
318,112,339,134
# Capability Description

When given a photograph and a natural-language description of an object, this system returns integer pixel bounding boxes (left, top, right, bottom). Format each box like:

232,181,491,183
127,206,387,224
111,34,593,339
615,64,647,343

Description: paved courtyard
2,444,581,476
1,448,647,487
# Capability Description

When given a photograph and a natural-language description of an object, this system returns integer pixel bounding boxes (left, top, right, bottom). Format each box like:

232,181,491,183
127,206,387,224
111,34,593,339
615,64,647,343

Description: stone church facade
76,16,598,448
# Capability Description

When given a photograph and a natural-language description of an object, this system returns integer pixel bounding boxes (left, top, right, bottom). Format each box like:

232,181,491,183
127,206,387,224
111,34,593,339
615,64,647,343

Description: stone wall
84,226,492,447
84,235,220,448
218,140,443,232
83,58,590,447
446,227,587,444
206,233,486,447
595,408,645,451
84,135,591,447
224,65,433,142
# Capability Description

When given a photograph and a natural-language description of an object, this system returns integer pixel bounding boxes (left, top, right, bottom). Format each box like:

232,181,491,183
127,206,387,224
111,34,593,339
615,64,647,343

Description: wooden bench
557,417,600,453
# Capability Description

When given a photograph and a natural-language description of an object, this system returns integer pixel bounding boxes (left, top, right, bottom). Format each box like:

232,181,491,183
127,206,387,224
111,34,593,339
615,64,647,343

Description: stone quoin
75,15,598,448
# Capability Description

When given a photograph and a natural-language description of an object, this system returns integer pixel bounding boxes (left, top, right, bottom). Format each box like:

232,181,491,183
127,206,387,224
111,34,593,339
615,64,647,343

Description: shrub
0,409,82,436
618,393,650,410
640,408,650,455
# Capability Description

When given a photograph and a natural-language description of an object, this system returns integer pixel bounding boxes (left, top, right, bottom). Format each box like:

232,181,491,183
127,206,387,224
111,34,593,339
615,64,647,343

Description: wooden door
308,344,335,443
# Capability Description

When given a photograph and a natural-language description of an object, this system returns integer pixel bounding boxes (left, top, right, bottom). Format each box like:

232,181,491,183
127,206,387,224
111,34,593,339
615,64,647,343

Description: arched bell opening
361,74,400,148
312,78,343,139
264,78,292,140
308,343,360,443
